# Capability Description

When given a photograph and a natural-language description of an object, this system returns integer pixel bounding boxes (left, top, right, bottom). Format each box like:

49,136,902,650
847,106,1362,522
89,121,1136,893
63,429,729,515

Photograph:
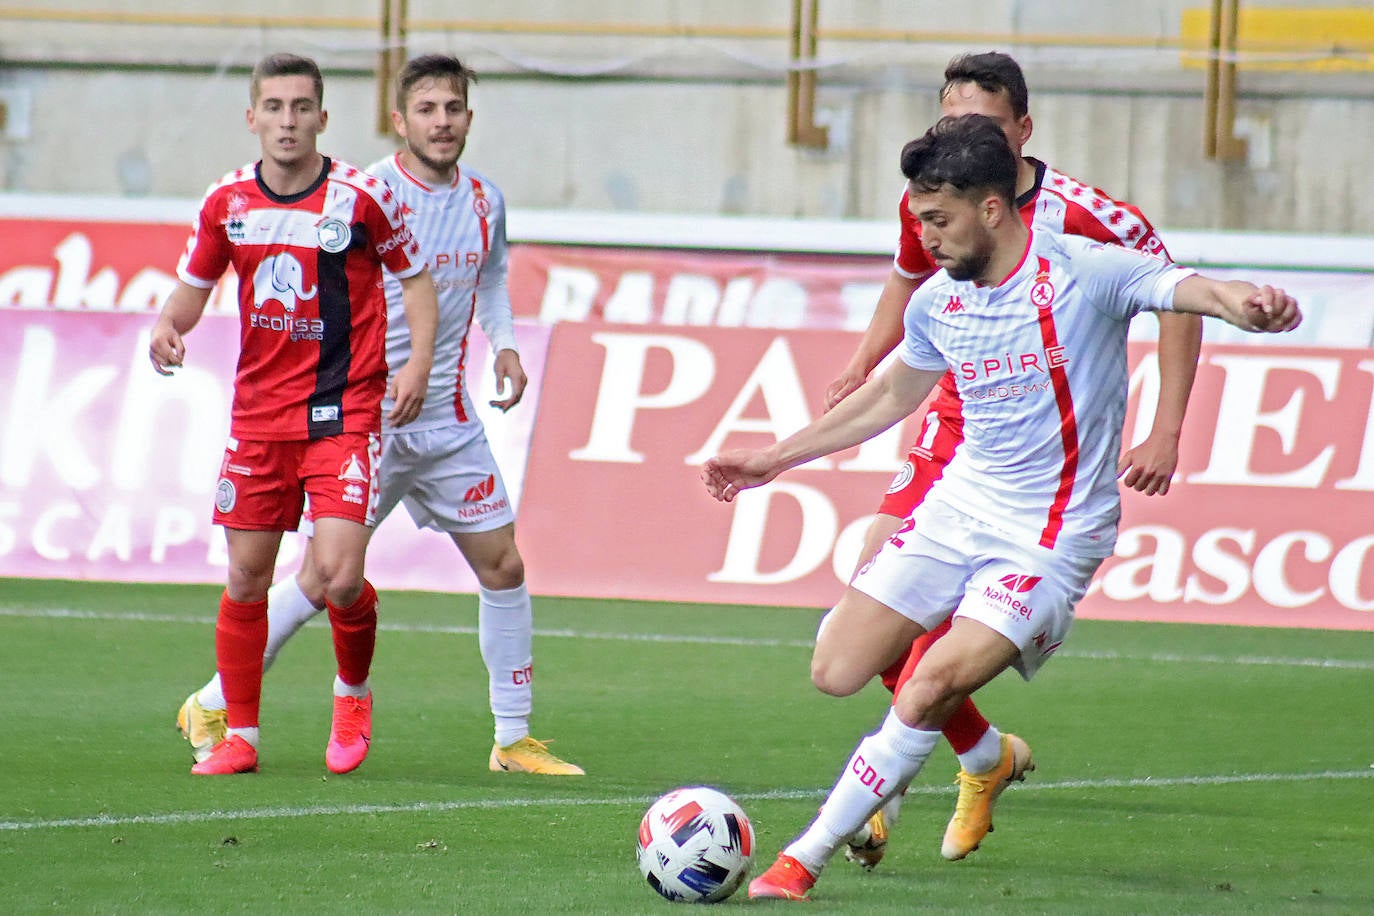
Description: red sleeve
362,192,425,278
894,186,936,280
176,192,231,288
1060,197,1172,264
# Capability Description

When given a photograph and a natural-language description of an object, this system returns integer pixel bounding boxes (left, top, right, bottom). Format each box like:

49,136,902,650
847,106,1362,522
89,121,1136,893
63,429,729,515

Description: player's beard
407,136,464,177
942,228,996,282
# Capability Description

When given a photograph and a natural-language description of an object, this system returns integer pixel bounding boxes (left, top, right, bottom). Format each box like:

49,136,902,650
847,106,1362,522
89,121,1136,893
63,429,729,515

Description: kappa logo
464,474,496,502
998,573,1042,593
942,295,965,314
338,454,369,484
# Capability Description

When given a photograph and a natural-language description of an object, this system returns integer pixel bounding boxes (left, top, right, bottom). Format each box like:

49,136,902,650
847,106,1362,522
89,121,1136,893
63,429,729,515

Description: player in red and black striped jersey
149,53,438,777
820,53,1204,867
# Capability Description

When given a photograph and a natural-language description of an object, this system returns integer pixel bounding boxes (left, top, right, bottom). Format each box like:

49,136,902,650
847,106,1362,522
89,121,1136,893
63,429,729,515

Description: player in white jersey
833,52,1202,869
702,114,1299,902
178,55,583,776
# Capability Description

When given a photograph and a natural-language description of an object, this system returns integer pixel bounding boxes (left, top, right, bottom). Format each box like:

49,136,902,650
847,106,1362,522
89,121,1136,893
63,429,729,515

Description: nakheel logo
998,573,1042,593
985,572,1041,620
464,474,496,503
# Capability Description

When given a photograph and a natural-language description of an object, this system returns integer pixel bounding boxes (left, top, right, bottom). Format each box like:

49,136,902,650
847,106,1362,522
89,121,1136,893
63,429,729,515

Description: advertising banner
0,309,547,594
517,323,1374,630
3,207,1372,629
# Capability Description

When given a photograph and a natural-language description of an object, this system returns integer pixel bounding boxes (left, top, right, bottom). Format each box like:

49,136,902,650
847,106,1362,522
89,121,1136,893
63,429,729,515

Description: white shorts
304,424,515,537
851,498,1103,680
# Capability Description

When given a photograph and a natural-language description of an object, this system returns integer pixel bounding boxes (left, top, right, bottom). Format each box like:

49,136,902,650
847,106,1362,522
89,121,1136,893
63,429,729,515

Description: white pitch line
3,606,1374,670
3,768,1370,833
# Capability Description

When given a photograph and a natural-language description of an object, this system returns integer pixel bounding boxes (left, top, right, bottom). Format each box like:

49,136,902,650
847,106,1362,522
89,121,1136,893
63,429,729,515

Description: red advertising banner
509,243,887,329
4,212,1373,629
518,323,1374,630
0,309,548,594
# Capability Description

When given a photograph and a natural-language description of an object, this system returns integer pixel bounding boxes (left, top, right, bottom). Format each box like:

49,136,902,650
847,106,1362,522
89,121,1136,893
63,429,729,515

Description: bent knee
810,657,868,698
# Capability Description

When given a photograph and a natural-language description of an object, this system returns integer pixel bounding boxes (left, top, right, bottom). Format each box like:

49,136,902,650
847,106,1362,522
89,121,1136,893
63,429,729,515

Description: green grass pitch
2,578,1372,914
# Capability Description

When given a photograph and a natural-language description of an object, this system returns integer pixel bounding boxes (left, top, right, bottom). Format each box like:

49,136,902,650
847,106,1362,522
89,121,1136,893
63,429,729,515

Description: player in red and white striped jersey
706,114,1299,903
821,52,1203,866
177,56,583,776
151,53,438,777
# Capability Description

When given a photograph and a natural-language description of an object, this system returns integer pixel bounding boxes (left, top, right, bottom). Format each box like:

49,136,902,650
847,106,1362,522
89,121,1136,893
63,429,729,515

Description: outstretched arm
824,269,924,410
1117,311,1202,495
1170,277,1301,333
705,360,944,501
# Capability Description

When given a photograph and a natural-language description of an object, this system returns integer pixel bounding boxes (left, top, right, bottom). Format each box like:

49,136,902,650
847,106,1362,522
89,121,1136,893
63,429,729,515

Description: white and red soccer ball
636,786,754,903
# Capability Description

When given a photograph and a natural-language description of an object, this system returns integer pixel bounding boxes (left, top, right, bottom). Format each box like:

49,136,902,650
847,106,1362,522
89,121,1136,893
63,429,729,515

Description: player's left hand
490,349,527,412
1238,286,1301,332
1117,430,1179,496
388,361,428,426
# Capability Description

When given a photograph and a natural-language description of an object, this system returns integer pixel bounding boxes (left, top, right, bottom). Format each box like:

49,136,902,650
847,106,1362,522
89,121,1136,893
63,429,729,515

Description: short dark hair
899,114,1019,207
396,54,478,111
940,52,1029,120
250,52,324,105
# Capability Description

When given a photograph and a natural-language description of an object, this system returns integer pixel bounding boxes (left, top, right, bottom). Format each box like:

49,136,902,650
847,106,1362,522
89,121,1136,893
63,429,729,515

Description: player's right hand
388,361,428,426
701,449,781,502
148,325,186,376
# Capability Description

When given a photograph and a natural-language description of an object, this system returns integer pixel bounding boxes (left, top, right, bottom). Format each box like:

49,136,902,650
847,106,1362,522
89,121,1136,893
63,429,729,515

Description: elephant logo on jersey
252,253,317,313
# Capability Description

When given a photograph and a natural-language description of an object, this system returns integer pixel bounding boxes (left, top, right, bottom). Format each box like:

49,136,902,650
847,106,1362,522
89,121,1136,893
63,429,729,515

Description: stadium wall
1,195,1373,631
1,1,1371,233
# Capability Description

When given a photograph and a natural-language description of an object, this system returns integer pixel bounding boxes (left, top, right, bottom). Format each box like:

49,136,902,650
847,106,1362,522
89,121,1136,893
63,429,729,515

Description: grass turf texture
2,578,1372,914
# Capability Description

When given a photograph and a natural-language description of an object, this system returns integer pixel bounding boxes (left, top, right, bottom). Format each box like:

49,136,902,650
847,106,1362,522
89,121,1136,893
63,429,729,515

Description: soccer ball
636,786,754,903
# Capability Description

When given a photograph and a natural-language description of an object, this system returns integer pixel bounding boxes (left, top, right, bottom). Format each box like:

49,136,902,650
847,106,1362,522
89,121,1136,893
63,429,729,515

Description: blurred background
2,0,1371,231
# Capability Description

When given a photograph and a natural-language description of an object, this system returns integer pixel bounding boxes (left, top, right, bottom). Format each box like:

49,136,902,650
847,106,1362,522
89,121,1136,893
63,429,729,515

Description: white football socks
957,725,1004,775
197,575,325,711
785,710,940,874
479,584,534,748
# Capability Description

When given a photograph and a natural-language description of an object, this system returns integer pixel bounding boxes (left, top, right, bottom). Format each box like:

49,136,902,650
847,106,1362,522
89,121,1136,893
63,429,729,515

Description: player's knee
475,544,525,591
809,655,866,698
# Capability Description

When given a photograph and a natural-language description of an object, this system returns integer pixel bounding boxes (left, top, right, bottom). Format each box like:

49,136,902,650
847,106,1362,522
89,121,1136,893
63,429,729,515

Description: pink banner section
517,323,1374,630
0,309,547,595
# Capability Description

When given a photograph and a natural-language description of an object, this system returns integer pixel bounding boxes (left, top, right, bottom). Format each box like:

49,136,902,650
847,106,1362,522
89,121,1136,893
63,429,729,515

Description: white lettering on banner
1093,525,1374,612
604,271,654,323
150,507,199,562
1124,355,1161,448
1188,354,1339,488
840,282,884,331
538,266,598,322
33,502,80,560
0,231,238,314
570,333,715,463
0,326,112,489
683,337,832,469
708,483,837,585
115,330,227,491
0,503,16,555
535,265,811,327
1335,359,1374,490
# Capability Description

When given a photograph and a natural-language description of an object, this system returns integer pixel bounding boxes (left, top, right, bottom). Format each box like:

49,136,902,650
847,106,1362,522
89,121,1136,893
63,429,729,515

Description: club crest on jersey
317,217,352,253
1030,279,1055,309
215,478,237,513
472,196,492,219
224,192,250,242
338,454,369,484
